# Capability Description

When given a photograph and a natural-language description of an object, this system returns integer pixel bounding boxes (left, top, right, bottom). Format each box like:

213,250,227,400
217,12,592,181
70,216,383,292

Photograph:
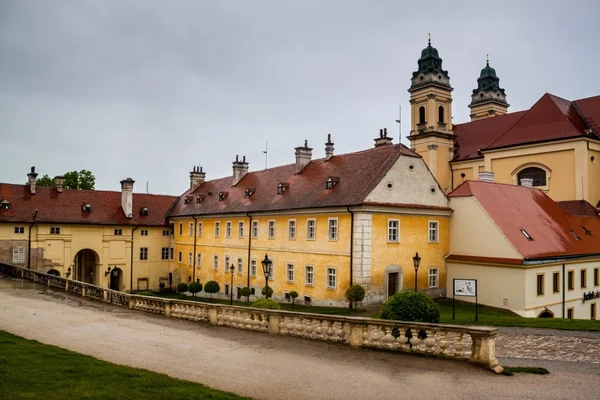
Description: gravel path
1,277,599,400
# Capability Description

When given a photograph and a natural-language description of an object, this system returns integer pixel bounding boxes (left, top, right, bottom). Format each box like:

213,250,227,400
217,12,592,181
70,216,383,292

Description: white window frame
225,255,231,272
268,220,276,239
387,219,399,243
197,222,203,237
288,219,296,240
428,220,439,243
213,255,219,270
226,221,232,238
113,228,122,236
286,263,294,283
161,247,170,260
214,221,220,237
189,222,194,237
237,257,243,274
12,247,25,264
326,267,337,289
178,222,183,235
428,268,439,288
328,218,338,241
305,265,314,286
238,221,244,238
252,220,259,238
188,252,193,265
140,247,149,261
14,226,25,234
197,253,202,267
140,229,149,236
50,227,61,235
306,219,316,240
250,259,257,277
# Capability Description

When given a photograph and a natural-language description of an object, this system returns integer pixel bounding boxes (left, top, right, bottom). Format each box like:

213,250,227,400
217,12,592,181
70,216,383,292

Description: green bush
251,298,281,310
289,291,298,308
345,284,366,309
188,282,202,297
239,287,252,303
378,291,440,323
204,281,220,302
261,286,273,298
136,291,156,297
176,283,188,298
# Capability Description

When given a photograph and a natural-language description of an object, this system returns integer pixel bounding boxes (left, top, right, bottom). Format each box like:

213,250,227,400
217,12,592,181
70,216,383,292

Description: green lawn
0,330,248,400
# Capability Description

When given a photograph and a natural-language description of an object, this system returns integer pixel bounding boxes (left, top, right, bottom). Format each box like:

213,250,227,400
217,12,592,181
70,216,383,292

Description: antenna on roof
146,181,149,194
395,105,402,156
263,142,268,170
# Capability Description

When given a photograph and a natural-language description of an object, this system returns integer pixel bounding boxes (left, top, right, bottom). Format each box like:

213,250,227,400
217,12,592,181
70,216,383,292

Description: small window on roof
140,207,149,216
82,203,92,213
581,226,592,236
570,230,581,241
196,195,205,204
325,177,339,190
218,191,228,201
277,182,289,195
184,195,193,204
244,188,255,198
520,228,533,241
0,200,10,209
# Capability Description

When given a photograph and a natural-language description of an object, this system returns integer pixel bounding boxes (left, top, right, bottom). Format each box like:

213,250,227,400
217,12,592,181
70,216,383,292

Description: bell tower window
438,106,445,124
418,106,426,124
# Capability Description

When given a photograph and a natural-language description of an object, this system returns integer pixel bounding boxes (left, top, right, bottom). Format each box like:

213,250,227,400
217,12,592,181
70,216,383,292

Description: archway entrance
73,249,99,284
538,310,554,318
47,269,60,276
109,267,123,291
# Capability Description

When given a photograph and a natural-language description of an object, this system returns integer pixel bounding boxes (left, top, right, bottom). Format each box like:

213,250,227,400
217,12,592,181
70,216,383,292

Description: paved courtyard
1,276,599,400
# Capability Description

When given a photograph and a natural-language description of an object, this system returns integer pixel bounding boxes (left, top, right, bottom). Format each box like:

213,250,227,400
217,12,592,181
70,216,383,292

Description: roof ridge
481,108,528,149
0,182,176,199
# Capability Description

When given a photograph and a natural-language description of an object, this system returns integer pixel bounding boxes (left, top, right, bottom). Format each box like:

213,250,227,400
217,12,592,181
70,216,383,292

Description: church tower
468,56,509,120
408,36,454,192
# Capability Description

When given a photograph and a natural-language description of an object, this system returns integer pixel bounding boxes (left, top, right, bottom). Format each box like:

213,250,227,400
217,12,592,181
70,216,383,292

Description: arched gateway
73,249,100,285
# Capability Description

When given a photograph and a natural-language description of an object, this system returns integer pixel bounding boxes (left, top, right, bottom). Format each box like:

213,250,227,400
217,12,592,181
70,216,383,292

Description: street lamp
229,264,235,305
261,254,272,299
413,252,421,292
66,266,72,278
105,266,112,277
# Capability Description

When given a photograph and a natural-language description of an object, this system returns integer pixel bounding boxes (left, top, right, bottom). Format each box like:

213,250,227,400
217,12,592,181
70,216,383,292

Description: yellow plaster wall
589,148,600,207
450,159,484,189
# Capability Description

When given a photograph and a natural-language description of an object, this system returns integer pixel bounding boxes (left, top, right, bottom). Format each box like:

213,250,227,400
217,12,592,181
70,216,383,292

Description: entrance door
388,272,399,297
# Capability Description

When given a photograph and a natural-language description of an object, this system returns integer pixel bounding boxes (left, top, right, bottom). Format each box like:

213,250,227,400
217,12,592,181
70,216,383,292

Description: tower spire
486,53,489,67
428,32,431,46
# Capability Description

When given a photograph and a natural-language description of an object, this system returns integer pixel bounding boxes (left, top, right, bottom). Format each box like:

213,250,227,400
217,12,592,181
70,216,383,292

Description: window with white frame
140,229,149,236
12,247,24,264
226,222,232,238
428,268,439,288
225,255,230,271
306,219,316,240
286,264,294,282
428,221,439,243
188,252,193,265
213,255,219,270
251,259,257,277
162,230,170,236
288,220,296,239
113,228,122,236
197,253,202,267
161,247,170,260
197,222,203,237
328,218,338,241
268,263,274,280
326,267,336,289
237,257,243,274
50,227,61,235
214,221,220,237
178,222,183,235
189,222,194,236
305,265,314,286
388,219,399,242
252,221,258,238
268,220,275,239
140,247,148,260
14,226,25,234
238,221,244,238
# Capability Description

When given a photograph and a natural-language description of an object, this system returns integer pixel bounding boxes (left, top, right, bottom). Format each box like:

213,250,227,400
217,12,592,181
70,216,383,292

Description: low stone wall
0,263,502,373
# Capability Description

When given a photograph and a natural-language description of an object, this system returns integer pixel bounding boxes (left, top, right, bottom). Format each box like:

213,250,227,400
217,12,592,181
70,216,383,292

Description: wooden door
388,272,399,297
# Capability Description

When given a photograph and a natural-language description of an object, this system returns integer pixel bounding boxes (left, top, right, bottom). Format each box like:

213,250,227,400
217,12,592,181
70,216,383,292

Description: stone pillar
164,300,171,317
81,285,86,297
65,280,69,293
103,288,108,302
268,313,280,335
469,329,503,374
209,308,218,326
348,324,363,347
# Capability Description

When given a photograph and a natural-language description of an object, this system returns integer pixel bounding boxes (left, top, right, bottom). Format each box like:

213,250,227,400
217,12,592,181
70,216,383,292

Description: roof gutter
347,206,354,292
246,213,252,290
27,209,38,270
130,225,139,292
192,216,197,282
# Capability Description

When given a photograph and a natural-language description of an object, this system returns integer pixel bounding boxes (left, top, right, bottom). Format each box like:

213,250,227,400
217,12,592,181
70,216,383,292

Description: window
114,228,122,236
268,263,274,281
387,219,399,242
428,221,439,243
326,268,336,289
268,220,275,239
50,227,61,235
553,272,560,293
214,221,221,237
197,253,202,267
307,219,316,240
169,248,174,260
428,268,438,288
12,247,24,264
162,230,170,236
237,258,243,274
225,256,230,272
438,105,445,124
592,303,597,321
13,227,24,234
328,218,338,241
288,220,296,239
518,167,547,187
305,265,314,286
567,308,574,320
161,248,170,260
304,295,312,305
140,247,148,260
418,106,426,124
178,223,183,235
189,222,194,237
213,255,219,270
140,229,148,236
286,264,294,283
224,284,229,295
251,259,257,277
178,251,182,263
536,273,544,296
568,270,574,291
226,222,232,238
188,252,193,266
520,228,533,241
595,268,599,287
581,269,587,289
197,222,203,237
238,221,244,238
252,221,258,238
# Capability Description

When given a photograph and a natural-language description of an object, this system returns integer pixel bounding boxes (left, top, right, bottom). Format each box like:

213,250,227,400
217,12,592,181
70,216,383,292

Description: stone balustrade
0,263,502,373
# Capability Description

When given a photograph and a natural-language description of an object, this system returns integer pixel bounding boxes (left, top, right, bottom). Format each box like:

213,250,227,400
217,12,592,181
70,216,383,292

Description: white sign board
454,279,477,297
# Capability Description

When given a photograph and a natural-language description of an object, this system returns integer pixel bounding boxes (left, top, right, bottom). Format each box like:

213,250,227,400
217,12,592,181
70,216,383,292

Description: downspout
562,263,566,318
130,225,139,292
192,216,197,282
246,213,252,289
27,209,38,270
347,207,354,286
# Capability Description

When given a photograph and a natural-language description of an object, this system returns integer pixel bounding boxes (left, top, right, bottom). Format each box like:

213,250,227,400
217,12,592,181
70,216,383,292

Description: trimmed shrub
289,291,298,308
204,281,220,302
188,282,202,297
378,291,440,323
345,284,366,309
251,298,281,310
136,291,156,297
176,283,188,298
261,286,273,298
240,287,252,303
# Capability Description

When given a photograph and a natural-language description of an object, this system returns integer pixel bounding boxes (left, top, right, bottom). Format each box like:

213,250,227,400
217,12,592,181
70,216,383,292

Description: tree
188,282,202,298
204,281,220,302
176,283,188,299
261,286,273,298
289,291,298,308
239,287,252,303
251,298,281,310
378,291,440,323
30,170,96,190
36,174,55,187
345,284,366,309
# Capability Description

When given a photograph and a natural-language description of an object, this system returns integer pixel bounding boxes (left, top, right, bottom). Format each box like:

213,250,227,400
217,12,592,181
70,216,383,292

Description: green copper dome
412,39,449,80
473,60,505,95
479,63,497,78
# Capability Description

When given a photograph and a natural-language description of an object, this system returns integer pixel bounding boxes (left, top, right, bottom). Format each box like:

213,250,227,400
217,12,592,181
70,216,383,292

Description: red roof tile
449,181,600,260
575,96,600,134
168,145,421,217
0,184,176,226
557,200,600,219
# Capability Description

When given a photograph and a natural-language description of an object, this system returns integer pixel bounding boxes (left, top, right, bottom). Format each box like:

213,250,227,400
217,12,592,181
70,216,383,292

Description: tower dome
410,35,451,90
468,56,509,120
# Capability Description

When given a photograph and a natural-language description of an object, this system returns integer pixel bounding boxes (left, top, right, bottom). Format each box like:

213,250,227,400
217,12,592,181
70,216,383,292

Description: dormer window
582,226,592,236
140,207,149,216
520,228,533,241
325,176,339,189
218,191,228,201
244,188,255,198
184,195,193,204
1,199,10,210
570,230,581,241
82,203,92,213
277,182,289,195
196,195,205,204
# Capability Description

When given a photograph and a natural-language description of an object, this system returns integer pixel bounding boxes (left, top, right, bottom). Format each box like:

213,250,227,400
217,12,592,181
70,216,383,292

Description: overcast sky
1,0,599,195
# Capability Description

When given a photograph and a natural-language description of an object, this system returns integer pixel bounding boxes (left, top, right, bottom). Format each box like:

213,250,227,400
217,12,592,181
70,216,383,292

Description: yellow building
168,134,451,306
0,171,176,292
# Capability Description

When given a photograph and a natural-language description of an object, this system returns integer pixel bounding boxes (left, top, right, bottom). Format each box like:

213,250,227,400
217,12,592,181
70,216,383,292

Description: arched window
418,106,426,124
518,167,547,187
438,106,445,123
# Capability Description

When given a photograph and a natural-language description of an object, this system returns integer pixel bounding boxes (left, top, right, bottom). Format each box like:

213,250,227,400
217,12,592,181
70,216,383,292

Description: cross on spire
428,32,431,46
486,53,489,66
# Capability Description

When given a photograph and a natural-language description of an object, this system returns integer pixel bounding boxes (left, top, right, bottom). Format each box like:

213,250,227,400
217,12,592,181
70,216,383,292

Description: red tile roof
168,145,421,217
0,184,176,226
557,200,600,219
448,180,600,261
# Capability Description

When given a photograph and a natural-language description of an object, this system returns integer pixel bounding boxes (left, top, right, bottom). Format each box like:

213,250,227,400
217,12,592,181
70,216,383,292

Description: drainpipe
192,216,198,282
246,213,253,289
347,207,354,286
130,225,139,292
27,209,38,270
562,263,566,318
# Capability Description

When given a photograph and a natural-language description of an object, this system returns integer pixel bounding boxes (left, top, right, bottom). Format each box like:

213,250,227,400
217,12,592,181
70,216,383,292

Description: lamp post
413,252,421,292
261,253,272,299
66,266,72,279
229,265,235,305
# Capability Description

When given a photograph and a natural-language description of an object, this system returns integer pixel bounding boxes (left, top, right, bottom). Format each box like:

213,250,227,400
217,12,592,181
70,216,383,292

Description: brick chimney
27,166,38,195
54,176,65,193
232,155,249,186
325,134,335,161
190,166,206,193
478,171,495,183
295,140,312,174
374,128,393,147
120,178,135,218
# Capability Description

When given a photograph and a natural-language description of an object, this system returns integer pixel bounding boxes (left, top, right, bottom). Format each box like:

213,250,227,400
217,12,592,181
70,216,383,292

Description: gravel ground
1,276,599,400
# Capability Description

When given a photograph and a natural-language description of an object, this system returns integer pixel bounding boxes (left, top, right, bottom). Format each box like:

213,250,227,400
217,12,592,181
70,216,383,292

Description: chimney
55,175,65,193
520,178,533,188
232,155,249,186
120,178,135,218
189,166,206,193
478,171,495,183
27,166,38,195
325,134,335,161
295,140,313,174
374,128,393,147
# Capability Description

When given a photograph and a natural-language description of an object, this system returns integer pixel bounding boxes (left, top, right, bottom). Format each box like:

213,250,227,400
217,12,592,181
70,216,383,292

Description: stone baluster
268,313,280,334
164,300,171,317
469,329,503,374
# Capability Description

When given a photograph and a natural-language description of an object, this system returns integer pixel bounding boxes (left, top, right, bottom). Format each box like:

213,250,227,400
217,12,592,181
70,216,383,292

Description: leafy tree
36,174,55,187
176,283,188,299
31,170,96,190
188,282,202,297
289,291,298,308
345,284,366,309
261,286,273,298
204,281,220,302
378,291,440,323
239,287,252,303
251,298,281,310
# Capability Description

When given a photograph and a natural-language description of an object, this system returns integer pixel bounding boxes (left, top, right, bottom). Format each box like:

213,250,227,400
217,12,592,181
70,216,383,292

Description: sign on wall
454,279,477,297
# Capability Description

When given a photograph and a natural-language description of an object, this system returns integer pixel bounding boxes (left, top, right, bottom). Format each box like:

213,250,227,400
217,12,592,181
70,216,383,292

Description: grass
502,366,550,376
0,330,248,400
